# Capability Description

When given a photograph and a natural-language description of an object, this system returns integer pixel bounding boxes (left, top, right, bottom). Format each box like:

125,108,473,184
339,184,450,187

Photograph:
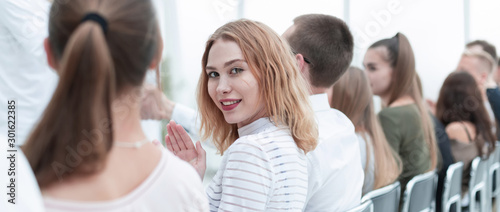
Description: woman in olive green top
377,104,431,189
363,33,439,206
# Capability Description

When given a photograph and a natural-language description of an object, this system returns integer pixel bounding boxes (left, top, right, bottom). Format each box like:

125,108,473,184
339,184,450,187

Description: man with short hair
282,14,363,211
466,40,497,61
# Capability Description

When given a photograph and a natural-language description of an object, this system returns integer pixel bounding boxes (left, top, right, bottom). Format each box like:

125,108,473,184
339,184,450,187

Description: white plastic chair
346,200,374,212
401,171,437,212
442,161,463,212
488,142,500,212
361,181,401,212
467,157,488,212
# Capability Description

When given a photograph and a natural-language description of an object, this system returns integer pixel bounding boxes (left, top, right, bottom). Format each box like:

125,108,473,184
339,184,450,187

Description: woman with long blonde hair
363,33,439,203
166,19,318,211
331,66,401,195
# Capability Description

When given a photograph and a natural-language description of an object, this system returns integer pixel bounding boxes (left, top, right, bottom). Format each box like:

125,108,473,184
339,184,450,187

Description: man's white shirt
304,93,363,211
0,0,58,145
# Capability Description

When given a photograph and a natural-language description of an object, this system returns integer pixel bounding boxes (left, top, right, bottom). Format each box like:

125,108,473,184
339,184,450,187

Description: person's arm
430,113,454,167
0,0,50,65
141,85,200,139
171,103,200,137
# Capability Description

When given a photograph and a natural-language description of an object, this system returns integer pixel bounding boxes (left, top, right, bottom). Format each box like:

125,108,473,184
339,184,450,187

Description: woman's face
363,47,393,97
206,39,266,128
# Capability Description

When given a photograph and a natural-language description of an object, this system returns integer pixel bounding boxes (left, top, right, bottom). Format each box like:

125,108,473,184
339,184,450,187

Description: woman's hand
165,120,206,179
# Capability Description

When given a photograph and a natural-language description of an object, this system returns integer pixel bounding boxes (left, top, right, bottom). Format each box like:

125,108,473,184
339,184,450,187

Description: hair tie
81,13,108,35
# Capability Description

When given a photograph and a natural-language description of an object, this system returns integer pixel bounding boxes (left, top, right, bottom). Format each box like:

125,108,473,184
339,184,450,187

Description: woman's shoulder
236,125,293,146
379,104,419,122
381,103,418,115
152,149,208,208
161,148,201,183
43,146,207,211
445,122,476,143
227,126,303,161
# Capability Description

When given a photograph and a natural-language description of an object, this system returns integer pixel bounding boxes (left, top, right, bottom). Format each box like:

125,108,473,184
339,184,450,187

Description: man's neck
310,85,333,103
309,85,330,95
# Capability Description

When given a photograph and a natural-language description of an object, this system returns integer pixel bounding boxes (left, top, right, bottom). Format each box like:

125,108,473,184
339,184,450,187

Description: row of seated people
2,0,500,211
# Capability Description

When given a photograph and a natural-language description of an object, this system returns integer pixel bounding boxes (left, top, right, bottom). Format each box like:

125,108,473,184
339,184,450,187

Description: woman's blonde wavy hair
197,19,318,155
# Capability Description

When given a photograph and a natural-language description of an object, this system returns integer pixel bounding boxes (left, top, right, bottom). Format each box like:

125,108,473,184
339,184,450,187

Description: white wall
243,0,343,35
469,0,500,54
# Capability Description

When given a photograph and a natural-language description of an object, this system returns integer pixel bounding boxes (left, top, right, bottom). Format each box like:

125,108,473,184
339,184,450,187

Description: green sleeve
378,110,401,154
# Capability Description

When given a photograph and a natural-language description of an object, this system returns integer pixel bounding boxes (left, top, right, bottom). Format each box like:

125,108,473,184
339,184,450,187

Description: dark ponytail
22,0,159,188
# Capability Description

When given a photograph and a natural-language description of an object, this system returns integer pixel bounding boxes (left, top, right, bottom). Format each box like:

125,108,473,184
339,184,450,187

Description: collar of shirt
309,93,330,112
237,117,274,137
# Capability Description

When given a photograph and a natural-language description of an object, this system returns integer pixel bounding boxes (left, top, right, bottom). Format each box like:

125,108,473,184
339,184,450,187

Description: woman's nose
216,76,231,94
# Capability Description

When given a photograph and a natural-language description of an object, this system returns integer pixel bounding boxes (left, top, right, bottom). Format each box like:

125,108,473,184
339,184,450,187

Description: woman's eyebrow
206,59,246,71
224,59,246,68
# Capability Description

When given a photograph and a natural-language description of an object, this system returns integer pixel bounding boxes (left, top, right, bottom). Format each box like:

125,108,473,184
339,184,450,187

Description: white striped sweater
206,117,308,211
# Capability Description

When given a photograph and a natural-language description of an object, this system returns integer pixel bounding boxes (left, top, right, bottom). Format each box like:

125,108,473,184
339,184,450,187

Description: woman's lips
220,99,242,111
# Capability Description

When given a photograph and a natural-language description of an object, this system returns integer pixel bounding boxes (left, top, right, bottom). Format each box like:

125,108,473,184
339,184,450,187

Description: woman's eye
208,72,219,78
230,68,243,74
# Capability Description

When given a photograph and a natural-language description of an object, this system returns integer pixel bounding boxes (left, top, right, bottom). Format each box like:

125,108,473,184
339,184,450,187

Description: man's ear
295,53,306,75
479,71,489,87
44,38,58,70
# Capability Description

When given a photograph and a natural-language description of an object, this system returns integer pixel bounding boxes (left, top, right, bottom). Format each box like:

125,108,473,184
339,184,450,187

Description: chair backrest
490,142,500,198
361,181,400,212
485,144,500,212
401,171,437,212
493,142,500,212
442,161,464,212
346,200,374,212
469,157,488,211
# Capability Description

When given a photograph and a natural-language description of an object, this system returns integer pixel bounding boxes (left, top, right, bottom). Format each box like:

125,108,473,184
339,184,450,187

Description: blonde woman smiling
166,19,318,211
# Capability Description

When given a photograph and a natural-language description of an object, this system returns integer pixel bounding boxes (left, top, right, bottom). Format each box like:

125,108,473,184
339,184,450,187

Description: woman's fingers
169,121,185,150
165,135,174,153
175,123,195,150
166,121,181,152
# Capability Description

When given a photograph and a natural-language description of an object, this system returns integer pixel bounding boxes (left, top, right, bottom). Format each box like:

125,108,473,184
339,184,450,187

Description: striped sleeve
217,139,274,211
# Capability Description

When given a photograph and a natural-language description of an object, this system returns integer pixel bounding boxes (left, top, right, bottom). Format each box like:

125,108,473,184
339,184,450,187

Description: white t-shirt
356,132,375,195
43,148,208,212
304,93,363,211
206,117,308,211
0,0,58,146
